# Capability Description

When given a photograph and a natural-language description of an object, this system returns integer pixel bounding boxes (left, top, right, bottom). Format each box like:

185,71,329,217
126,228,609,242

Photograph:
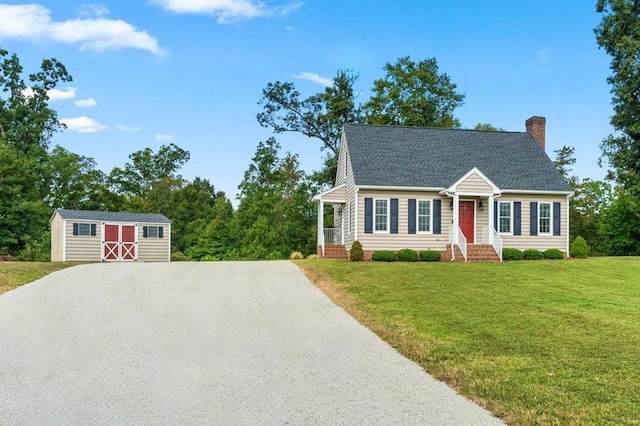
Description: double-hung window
374,199,388,232
418,200,431,233
143,226,163,238
539,203,551,234
499,202,512,234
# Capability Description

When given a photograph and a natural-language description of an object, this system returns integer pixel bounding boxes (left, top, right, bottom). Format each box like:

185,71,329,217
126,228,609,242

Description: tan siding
335,132,349,186
456,172,493,193
356,190,453,251
64,220,102,261
50,213,65,262
343,138,357,249
498,194,568,252
138,223,170,262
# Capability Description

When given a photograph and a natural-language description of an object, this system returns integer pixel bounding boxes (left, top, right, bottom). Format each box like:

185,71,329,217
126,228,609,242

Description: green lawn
297,258,640,425
0,262,82,295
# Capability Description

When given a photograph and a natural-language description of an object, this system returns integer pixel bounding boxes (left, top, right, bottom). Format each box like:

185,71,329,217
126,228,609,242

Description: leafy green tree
362,56,464,127
168,178,217,253
601,187,640,255
553,145,577,183
473,123,505,131
571,178,612,255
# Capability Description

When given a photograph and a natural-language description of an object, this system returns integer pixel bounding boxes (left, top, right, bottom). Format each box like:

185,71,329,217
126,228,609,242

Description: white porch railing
449,225,467,261
456,226,468,261
323,228,343,245
491,228,503,261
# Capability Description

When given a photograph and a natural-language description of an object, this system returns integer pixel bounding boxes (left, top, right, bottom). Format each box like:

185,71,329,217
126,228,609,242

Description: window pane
418,200,431,232
539,203,551,233
499,203,511,217
375,200,387,231
499,202,511,233
79,223,90,236
149,226,159,238
500,218,510,233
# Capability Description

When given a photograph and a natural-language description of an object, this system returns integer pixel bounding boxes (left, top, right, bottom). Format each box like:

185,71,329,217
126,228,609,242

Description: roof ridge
343,122,525,134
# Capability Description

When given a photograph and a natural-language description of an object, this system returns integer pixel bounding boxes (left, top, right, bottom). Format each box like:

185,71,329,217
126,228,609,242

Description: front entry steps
445,244,501,262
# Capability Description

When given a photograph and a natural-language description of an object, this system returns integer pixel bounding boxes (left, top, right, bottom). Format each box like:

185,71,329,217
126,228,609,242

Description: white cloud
0,4,162,55
116,124,140,132
48,87,77,100
61,116,107,133
152,0,302,23
76,4,110,18
155,134,174,142
74,97,97,107
293,72,333,87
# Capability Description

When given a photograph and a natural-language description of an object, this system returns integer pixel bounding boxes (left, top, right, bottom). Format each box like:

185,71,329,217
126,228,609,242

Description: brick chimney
525,116,546,151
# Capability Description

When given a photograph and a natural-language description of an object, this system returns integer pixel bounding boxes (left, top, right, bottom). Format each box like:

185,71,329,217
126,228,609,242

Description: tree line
1,2,639,261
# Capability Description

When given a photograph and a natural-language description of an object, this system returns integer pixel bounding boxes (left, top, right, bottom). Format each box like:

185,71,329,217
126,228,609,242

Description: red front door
103,224,119,260
459,201,475,243
121,225,136,260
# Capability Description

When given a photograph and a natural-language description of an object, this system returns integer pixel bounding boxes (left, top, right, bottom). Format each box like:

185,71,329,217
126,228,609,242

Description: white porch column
341,205,345,244
318,200,324,255
452,194,459,244
488,195,495,245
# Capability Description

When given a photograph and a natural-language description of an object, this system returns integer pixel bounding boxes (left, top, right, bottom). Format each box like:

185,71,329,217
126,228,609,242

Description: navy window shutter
143,226,148,238
390,199,398,234
159,226,164,238
90,224,97,237
493,201,498,231
408,199,416,234
530,202,538,236
514,202,522,236
553,202,561,236
73,223,79,236
364,198,373,234
433,199,442,234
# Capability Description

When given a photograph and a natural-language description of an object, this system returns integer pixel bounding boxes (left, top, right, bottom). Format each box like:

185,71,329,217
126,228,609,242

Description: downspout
354,188,359,242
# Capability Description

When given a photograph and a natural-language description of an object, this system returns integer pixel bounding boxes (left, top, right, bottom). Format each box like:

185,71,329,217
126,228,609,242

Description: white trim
357,185,444,192
62,219,67,262
313,184,346,202
416,199,433,234
447,167,500,194
354,189,359,242
538,202,552,235
497,201,513,236
453,191,499,197
566,194,571,255
168,223,172,262
373,198,390,234
501,189,573,195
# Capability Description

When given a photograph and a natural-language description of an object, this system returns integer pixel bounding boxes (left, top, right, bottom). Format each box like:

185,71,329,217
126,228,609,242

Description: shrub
570,236,590,258
371,250,396,262
396,248,419,262
0,254,15,262
350,240,364,261
306,254,319,260
502,247,524,260
523,248,544,260
290,251,304,260
171,251,190,261
543,248,564,260
419,250,441,262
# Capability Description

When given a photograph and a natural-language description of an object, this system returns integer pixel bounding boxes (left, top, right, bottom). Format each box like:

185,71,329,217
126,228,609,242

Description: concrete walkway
0,262,503,425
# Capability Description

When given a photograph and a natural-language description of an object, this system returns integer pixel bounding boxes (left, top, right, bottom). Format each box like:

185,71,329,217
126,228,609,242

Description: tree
362,56,464,127
108,143,190,201
571,178,612,254
473,123,504,131
553,145,577,183
595,0,640,190
601,187,640,255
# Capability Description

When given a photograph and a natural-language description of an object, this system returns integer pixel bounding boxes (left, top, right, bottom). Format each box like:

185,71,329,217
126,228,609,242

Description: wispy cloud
116,124,140,132
151,0,302,23
74,98,97,107
293,72,333,87
0,4,162,55
22,86,77,100
62,116,107,133
155,133,174,142
536,48,552,64
76,4,110,18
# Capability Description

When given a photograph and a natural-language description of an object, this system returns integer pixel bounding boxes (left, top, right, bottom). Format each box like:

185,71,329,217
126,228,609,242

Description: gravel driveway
0,261,503,425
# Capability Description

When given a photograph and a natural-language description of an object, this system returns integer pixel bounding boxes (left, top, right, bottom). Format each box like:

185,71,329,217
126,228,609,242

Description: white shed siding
457,172,494,193
137,223,171,262
356,190,453,251
50,213,65,262
64,220,102,261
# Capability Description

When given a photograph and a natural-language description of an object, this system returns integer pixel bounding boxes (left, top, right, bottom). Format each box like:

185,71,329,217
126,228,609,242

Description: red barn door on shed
121,225,137,261
103,224,120,261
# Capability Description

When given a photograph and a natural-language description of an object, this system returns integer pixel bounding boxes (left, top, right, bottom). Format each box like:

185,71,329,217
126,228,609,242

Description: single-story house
50,209,171,262
314,116,573,261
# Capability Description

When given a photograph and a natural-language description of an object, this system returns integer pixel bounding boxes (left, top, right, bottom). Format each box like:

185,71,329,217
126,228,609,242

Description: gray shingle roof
343,123,571,192
55,209,171,223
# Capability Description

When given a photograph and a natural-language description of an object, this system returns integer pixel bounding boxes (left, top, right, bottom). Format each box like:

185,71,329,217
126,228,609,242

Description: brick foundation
317,245,348,259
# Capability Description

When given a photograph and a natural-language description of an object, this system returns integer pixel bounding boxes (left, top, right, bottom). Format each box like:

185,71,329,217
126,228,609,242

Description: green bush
570,236,590,258
371,250,396,262
523,248,544,260
543,248,564,260
171,251,190,261
419,250,441,262
502,247,524,260
290,251,304,260
350,240,364,261
307,254,319,260
396,248,419,262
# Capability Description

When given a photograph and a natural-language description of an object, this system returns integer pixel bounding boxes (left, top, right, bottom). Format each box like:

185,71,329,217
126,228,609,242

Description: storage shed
50,209,171,262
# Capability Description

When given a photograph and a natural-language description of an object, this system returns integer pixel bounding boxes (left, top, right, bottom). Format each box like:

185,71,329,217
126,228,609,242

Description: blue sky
0,1,613,200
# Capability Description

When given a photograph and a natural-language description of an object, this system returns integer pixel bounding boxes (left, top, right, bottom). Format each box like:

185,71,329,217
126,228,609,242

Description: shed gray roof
55,209,171,223
343,123,571,192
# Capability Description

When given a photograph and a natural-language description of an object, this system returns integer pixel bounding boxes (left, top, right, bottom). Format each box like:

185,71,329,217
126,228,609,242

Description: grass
297,258,640,425
0,262,82,295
